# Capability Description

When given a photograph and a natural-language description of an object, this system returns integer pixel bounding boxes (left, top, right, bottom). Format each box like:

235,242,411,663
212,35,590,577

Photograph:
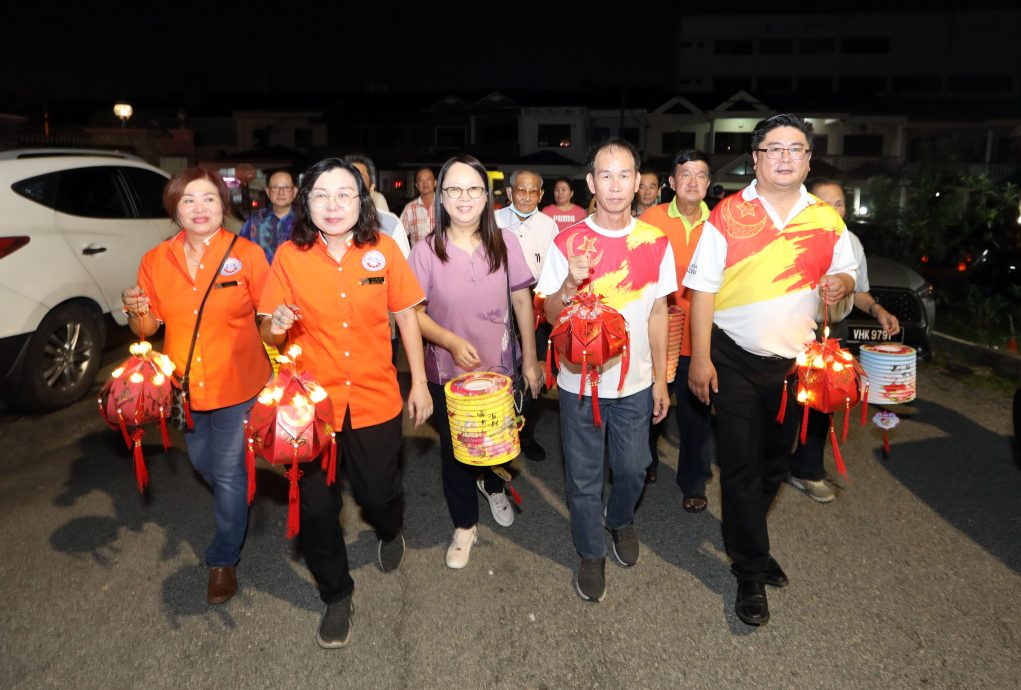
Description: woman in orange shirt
121,168,271,607
259,158,431,649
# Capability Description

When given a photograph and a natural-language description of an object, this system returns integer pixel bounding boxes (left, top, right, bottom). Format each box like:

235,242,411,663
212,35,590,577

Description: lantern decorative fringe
665,304,687,384
97,341,176,492
244,345,336,539
546,291,630,427
872,410,901,458
778,326,869,479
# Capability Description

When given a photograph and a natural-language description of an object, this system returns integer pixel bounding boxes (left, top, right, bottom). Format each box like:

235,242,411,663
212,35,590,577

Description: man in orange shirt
639,150,713,512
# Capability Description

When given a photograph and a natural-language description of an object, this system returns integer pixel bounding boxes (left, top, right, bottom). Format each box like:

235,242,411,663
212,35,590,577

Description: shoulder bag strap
181,234,239,385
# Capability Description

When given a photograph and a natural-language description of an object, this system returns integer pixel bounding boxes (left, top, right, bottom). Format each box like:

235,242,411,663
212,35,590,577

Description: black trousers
428,383,504,529
648,354,713,494
709,327,799,582
299,409,404,604
789,408,829,481
519,322,552,443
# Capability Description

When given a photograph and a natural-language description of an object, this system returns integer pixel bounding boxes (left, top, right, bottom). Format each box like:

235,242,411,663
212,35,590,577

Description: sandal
683,494,708,513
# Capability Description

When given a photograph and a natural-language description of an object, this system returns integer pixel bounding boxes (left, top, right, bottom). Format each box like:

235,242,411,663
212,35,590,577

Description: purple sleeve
503,230,535,292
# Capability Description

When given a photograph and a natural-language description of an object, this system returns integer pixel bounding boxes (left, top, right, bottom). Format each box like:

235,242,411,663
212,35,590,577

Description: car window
11,172,59,209
55,167,131,219
120,167,169,219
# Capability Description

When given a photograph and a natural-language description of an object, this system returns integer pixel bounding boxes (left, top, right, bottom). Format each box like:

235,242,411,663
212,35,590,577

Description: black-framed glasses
755,145,810,160
442,186,486,200
268,185,294,193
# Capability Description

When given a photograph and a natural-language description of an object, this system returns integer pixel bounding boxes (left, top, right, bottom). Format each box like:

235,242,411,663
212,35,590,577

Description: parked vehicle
842,256,936,360
0,150,173,410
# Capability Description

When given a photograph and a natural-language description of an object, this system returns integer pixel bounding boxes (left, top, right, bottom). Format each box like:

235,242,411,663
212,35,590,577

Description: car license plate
850,327,893,342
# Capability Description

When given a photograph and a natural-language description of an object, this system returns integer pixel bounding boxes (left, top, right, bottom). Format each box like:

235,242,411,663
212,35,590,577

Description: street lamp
113,102,133,128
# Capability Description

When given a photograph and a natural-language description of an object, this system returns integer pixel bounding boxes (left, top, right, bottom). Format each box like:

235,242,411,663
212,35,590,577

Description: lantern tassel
618,343,629,392
590,370,602,428
829,418,848,479
842,399,851,442
861,383,869,426
545,339,554,389
285,453,301,540
799,402,810,445
159,408,171,451
506,481,522,505
132,429,148,493
325,433,337,486
117,412,132,449
245,435,256,505
883,429,891,457
578,351,588,401
776,377,788,424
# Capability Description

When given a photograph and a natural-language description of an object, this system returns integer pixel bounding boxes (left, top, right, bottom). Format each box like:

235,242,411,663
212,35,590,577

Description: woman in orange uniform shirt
121,168,271,606
259,158,431,649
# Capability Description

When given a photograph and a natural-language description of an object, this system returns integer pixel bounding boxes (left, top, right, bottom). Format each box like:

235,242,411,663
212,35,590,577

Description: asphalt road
0,344,1018,690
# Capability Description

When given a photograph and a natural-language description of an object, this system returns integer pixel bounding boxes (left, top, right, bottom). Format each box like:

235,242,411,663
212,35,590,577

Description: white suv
0,150,174,410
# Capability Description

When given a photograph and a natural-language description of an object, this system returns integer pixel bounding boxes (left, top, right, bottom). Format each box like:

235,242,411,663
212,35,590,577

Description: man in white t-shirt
537,139,675,603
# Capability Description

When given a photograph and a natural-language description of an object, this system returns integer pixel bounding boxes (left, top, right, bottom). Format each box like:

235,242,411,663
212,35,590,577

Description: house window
435,126,467,148
799,77,833,94
758,76,793,93
843,134,883,157
537,124,572,147
662,131,696,154
715,132,752,155
811,135,829,156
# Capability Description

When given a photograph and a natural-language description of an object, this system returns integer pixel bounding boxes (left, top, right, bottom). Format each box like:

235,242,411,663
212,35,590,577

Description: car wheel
15,302,105,411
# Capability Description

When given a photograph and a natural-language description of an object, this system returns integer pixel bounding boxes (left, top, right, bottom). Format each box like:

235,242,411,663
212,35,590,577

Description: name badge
360,277,385,285
215,280,239,289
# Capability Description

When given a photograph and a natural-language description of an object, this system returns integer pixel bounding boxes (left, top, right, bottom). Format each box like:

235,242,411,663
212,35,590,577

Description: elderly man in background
400,167,437,245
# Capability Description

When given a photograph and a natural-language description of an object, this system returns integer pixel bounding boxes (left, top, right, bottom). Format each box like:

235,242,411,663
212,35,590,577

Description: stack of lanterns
445,372,522,466
244,345,335,539
780,326,868,479
859,344,917,405
97,341,176,492
665,304,686,384
547,291,630,427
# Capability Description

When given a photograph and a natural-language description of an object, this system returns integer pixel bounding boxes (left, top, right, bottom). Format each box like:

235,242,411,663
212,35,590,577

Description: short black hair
750,113,814,151
806,177,844,195
671,149,711,175
585,138,641,176
264,167,296,186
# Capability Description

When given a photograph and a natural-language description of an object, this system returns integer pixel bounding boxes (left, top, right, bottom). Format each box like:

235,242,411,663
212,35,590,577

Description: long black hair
291,158,380,248
429,154,507,273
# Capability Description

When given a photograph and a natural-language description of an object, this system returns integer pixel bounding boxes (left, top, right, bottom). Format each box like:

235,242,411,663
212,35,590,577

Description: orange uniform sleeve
137,246,164,323
242,240,270,310
258,243,295,315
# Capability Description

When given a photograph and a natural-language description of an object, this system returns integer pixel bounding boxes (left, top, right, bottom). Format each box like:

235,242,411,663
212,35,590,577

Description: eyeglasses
513,187,541,197
442,186,486,200
268,185,294,193
308,191,357,209
676,172,709,183
755,145,810,160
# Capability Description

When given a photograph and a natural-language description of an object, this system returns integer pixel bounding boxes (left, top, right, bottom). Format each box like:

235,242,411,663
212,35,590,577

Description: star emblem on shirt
736,202,758,218
577,236,598,255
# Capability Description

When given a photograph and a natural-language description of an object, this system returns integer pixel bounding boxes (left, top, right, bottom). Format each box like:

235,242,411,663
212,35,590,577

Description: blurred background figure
240,168,297,263
400,167,437,246
634,171,661,216
542,177,588,232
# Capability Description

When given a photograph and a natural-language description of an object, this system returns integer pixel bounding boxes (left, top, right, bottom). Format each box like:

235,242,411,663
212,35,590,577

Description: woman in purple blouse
409,154,542,570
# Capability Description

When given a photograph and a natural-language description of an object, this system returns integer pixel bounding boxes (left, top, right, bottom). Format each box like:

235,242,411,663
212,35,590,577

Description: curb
933,331,1021,383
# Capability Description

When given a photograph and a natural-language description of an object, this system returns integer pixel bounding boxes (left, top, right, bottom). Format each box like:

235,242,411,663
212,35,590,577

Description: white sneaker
786,475,835,503
477,479,514,527
445,526,478,569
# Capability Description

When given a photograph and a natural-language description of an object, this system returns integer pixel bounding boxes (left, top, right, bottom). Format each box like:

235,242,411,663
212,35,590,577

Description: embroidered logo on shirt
362,250,386,271
221,257,243,276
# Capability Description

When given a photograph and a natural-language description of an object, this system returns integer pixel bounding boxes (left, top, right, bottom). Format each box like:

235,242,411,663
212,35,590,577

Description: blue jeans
559,387,652,559
184,395,256,567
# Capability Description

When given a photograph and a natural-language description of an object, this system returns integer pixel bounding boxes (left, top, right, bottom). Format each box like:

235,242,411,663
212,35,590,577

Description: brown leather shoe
207,566,237,605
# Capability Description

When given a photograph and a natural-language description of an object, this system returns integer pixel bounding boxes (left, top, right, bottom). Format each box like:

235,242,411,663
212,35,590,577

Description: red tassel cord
776,377,788,424
799,402,810,445
285,452,302,540
159,407,171,451
842,399,851,442
183,394,194,430
117,412,132,449
618,344,629,392
578,351,588,401
245,435,256,505
590,370,602,428
325,433,337,486
545,340,554,389
506,482,522,505
829,418,848,479
132,429,148,492
882,429,891,457
861,384,869,426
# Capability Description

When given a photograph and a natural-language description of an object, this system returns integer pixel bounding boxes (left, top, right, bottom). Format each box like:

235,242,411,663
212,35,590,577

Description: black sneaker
378,533,405,573
608,524,640,567
575,557,606,602
316,596,354,649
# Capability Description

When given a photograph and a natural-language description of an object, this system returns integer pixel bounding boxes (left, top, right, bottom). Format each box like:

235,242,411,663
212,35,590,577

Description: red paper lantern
97,341,176,492
546,291,630,426
778,327,869,478
244,345,336,539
